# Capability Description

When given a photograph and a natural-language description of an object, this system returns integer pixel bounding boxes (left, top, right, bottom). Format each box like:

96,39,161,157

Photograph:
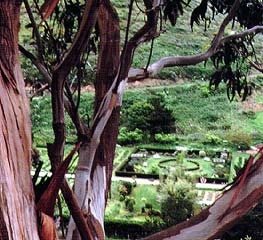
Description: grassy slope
31,83,263,148
113,0,262,80
113,0,218,79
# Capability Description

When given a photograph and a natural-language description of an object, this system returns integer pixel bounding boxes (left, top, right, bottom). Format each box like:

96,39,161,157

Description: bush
154,133,178,144
147,92,176,135
118,181,134,199
202,133,222,145
160,179,198,227
118,127,144,145
226,130,252,150
125,197,136,212
121,91,176,137
124,101,154,132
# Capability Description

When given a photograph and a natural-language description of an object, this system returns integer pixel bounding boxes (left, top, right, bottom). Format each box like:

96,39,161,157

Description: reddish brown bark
94,0,121,199
0,1,39,239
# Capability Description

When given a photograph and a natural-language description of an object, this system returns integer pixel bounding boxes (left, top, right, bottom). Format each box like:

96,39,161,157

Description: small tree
159,162,199,227
123,91,175,137
160,179,198,227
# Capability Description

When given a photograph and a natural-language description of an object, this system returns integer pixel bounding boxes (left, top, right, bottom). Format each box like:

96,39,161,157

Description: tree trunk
0,1,39,239
66,1,120,239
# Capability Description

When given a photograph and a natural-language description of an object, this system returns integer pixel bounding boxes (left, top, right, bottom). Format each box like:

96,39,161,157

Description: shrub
154,133,178,144
147,92,176,135
117,127,144,145
118,181,134,199
226,130,252,150
160,179,198,227
121,91,176,137
125,197,136,212
202,133,222,145
125,101,154,132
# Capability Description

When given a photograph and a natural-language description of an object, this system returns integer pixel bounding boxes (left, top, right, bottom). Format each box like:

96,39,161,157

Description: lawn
105,181,159,221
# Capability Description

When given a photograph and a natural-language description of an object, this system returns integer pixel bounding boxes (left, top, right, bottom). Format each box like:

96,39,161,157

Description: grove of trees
0,0,262,239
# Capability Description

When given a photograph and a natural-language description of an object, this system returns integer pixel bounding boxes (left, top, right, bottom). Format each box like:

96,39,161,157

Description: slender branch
113,0,159,92
145,38,155,70
128,25,263,80
221,25,263,45
30,83,49,100
19,45,52,84
128,0,241,80
23,0,44,62
54,0,100,79
19,45,88,137
250,61,263,73
37,142,81,216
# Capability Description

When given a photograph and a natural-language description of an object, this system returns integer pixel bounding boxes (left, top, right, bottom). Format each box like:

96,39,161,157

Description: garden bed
115,147,232,182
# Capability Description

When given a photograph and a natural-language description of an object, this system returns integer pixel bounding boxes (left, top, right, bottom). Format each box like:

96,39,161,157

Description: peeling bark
0,1,39,239
67,1,159,239
67,1,121,239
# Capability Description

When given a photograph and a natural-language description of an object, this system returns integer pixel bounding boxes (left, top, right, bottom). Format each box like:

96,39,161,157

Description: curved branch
250,61,263,73
115,0,159,87
128,25,263,80
54,0,99,79
127,0,262,81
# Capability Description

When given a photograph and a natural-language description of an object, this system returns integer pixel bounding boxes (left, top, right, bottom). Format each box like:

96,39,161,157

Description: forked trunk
0,1,39,239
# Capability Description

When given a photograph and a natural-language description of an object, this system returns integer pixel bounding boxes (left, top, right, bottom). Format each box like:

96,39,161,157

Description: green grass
132,185,160,212
246,112,263,134
31,83,263,166
105,182,159,222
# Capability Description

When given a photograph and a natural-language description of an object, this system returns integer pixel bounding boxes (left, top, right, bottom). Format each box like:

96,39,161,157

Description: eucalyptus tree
0,0,262,239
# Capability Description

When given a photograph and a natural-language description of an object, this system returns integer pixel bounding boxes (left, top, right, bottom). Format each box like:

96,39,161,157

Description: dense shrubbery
158,164,199,227
31,84,263,148
225,129,252,150
160,178,198,227
121,91,176,141
118,127,144,145
154,133,178,144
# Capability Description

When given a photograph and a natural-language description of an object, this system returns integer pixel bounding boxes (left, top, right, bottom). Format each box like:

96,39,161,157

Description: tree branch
23,0,45,62
19,45,52,84
128,25,263,80
54,0,99,79
127,0,263,81
250,61,263,73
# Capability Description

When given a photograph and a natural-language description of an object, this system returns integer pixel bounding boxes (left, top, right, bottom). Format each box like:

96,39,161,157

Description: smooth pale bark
67,1,159,239
0,1,39,239
66,1,121,239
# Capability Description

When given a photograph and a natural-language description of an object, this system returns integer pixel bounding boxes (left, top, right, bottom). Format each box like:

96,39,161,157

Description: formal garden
30,80,262,239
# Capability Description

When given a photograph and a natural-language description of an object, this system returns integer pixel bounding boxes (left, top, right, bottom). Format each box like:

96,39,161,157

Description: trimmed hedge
105,219,156,239
115,171,159,179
